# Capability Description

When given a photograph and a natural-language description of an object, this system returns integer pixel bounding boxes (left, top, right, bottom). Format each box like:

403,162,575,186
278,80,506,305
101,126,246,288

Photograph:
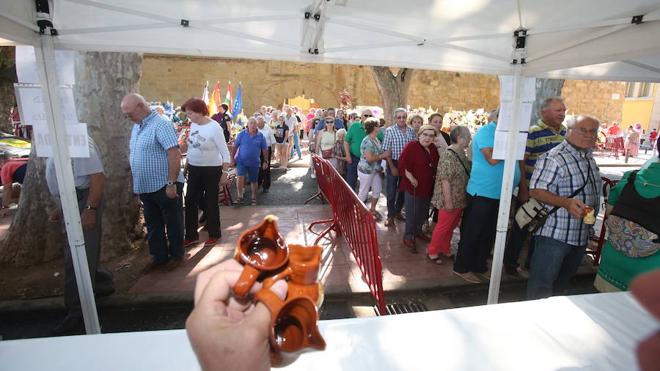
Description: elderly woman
233,117,268,206
358,118,388,220
427,126,472,263
180,98,231,247
334,128,349,177
595,140,659,292
397,124,440,251
315,113,338,168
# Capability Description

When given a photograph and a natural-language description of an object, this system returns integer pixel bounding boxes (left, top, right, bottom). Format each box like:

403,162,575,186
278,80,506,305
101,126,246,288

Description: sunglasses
363,114,373,118
325,120,335,123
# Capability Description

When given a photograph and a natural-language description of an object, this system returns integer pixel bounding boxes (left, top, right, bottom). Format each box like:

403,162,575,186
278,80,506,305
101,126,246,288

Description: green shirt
597,157,660,290
345,121,384,158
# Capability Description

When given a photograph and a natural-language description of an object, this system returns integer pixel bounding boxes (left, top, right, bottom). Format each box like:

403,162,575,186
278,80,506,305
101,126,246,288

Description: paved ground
1,145,645,339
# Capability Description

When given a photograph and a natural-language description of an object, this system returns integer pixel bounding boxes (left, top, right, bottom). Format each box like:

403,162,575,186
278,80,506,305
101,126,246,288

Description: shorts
236,164,259,183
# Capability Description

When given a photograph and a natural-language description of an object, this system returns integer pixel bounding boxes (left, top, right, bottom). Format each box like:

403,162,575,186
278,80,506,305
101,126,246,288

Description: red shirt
650,130,658,141
397,141,439,198
1,159,28,185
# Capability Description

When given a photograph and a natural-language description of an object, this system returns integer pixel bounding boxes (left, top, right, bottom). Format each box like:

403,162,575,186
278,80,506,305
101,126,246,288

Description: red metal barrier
308,155,386,314
588,177,618,265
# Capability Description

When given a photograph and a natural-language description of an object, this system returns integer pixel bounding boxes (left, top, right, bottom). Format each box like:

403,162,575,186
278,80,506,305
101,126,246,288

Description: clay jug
233,215,288,298
256,288,326,367
264,244,323,305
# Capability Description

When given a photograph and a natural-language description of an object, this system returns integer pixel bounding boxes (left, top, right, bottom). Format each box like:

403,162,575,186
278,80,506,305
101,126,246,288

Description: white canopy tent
1,0,659,333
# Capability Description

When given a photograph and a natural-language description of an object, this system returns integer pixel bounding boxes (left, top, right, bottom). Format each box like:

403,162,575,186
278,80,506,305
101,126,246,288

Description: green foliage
0,46,15,71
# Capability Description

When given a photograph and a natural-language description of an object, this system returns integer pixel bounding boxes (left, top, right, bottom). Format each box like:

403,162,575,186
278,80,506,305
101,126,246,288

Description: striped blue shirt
129,111,182,194
525,120,567,180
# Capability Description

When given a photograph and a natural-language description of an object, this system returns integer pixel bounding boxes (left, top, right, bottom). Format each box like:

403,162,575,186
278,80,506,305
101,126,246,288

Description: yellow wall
621,99,654,131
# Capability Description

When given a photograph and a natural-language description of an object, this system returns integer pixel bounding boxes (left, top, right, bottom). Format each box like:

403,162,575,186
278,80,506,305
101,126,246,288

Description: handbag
515,159,593,233
321,148,334,159
604,171,659,258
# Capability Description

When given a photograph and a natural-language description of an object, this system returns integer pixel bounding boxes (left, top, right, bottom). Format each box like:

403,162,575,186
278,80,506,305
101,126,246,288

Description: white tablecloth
1,292,656,371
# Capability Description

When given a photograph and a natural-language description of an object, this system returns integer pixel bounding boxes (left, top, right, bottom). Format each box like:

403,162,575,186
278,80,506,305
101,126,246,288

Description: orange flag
208,81,221,116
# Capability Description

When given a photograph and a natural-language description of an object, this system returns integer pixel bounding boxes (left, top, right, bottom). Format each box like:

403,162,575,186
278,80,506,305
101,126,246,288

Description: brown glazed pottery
233,215,289,298
264,244,324,305
256,287,326,367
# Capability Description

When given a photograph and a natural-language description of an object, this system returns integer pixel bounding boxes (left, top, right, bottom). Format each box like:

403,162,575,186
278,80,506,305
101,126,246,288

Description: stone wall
141,54,624,122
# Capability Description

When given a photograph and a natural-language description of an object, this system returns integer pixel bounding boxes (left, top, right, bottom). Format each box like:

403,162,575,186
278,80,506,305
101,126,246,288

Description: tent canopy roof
1,0,660,81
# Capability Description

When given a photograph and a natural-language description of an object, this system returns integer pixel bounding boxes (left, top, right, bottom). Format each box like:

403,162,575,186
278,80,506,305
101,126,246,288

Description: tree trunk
371,67,414,124
0,148,64,265
73,52,144,259
0,52,143,267
529,78,565,126
0,46,17,133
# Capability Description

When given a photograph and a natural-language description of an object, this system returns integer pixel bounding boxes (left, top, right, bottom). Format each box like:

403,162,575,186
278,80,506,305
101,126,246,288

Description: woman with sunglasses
397,125,440,252
315,114,339,168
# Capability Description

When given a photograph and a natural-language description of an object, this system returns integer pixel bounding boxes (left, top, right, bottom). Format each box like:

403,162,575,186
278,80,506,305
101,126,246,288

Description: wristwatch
85,205,98,211
166,181,175,187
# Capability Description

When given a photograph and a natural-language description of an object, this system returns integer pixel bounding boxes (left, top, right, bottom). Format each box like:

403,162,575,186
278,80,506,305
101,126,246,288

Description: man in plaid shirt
527,115,601,299
382,108,416,226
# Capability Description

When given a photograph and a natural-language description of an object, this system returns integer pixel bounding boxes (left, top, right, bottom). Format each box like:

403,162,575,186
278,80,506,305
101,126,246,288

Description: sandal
233,197,244,205
251,199,257,206
426,254,443,265
370,210,382,221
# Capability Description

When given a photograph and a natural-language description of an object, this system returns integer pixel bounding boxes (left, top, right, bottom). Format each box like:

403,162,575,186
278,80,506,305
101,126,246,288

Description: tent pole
487,66,523,305
34,35,101,334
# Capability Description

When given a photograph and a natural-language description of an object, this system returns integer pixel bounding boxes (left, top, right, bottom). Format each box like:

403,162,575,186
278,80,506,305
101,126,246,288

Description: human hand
80,209,96,230
48,209,61,223
165,184,178,199
186,259,288,371
562,197,587,219
517,186,530,203
631,270,660,371
219,173,229,186
390,166,399,177
407,175,418,188
262,162,268,170
346,156,352,164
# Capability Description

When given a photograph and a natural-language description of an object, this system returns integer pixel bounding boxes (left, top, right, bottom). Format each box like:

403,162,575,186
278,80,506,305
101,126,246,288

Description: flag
232,82,243,119
208,81,221,117
224,81,233,115
202,81,209,105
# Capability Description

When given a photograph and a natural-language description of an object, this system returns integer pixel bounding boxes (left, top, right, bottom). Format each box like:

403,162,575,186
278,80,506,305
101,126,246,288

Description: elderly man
257,115,276,193
344,108,381,190
504,97,567,276
233,117,268,205
47,137,114,335
382,108,416,226
121,93,185,272
527,115,601,299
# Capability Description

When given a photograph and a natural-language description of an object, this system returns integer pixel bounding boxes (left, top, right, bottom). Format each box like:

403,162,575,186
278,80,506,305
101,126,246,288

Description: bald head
121,93,150,122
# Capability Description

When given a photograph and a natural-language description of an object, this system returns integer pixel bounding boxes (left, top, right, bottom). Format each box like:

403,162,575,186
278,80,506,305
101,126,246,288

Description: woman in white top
315,115,338,169
180,98,231,248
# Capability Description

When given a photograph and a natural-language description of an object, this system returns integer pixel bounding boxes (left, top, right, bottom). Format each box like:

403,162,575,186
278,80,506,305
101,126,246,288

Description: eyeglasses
395,116,407,119
574,127,598,136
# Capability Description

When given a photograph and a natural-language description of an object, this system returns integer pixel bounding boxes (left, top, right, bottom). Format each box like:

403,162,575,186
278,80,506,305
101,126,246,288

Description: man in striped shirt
504,97,567,276
527,115,601,299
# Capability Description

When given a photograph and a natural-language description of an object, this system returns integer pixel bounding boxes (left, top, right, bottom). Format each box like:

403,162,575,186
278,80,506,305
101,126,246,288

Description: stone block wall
141,54,625,122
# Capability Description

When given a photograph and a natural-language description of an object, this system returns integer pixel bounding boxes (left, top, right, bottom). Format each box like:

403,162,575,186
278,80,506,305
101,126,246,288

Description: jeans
346,154,360,191
385,161,405,219
290,132,302,159
453,195,499,274
258,147,272,190
403,192,431,241
185,165,221,240
139,183,184,263
526,236,586,299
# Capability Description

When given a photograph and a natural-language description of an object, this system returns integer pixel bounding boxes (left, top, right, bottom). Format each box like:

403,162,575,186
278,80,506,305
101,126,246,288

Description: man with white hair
344,108,381,190
527,115,601,299
382,108,416,226
122,93,185,272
